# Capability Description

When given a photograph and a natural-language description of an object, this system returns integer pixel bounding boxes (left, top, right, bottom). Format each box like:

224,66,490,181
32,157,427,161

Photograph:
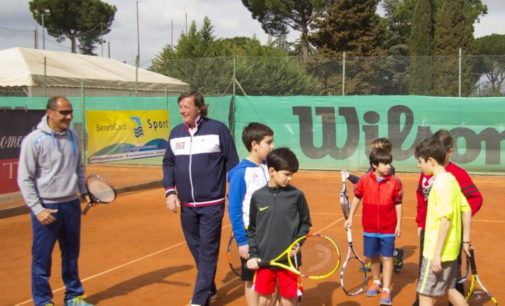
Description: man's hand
36,208,58,225
344,219,352,229
166,194,181,213
238,245,249,260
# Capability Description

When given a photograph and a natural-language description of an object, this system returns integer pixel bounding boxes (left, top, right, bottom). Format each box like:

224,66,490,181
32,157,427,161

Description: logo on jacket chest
175,141,185,150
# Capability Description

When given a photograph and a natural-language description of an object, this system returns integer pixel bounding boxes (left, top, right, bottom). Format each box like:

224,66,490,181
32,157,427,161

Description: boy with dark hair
246,148,311,306
413,129,483,306
341,137,404,273
415,138,472,306
227,122,274,306
344,147,403,305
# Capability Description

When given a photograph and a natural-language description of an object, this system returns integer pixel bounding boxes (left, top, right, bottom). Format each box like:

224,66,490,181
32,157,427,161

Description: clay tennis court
1,166,503,305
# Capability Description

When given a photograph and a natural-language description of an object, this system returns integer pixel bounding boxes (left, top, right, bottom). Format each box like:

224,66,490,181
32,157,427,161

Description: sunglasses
51,109,73,116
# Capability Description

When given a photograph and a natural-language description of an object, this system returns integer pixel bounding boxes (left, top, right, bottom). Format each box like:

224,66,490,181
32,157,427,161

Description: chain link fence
1,53,504,97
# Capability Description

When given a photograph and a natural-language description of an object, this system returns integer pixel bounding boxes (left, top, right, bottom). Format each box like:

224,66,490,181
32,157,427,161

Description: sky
0,0,504,69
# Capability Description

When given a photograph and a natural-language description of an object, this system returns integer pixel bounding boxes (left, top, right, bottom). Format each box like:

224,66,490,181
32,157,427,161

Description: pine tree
408,0,435,94
433,0,476,96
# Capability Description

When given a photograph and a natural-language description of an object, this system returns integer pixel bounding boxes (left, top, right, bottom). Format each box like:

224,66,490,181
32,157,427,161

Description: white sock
383,288,391,293
374,279,382,286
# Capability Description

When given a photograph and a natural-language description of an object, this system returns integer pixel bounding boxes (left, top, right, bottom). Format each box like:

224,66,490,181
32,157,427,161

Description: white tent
0,47,189,96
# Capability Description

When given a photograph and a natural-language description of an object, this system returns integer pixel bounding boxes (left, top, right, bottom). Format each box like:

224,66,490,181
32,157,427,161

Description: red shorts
253,268,302,299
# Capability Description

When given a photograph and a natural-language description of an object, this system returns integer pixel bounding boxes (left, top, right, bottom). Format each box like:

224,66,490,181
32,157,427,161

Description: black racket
82,174,117,215
466,248,498,305
226,233,242,277
340,226,368,296
340,175,351,220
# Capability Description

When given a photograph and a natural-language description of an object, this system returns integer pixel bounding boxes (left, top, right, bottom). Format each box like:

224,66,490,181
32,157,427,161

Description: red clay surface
1,170,503,306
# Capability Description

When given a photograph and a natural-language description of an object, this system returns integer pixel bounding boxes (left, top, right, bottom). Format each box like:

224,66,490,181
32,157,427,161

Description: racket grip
82,203,92,215
346,227,353,243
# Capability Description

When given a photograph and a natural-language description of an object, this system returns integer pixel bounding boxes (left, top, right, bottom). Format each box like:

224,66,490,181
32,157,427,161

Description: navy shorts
363,235,395,257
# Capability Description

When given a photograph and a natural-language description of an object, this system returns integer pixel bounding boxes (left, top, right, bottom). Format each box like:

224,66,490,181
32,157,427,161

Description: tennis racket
226,233,242,277
466,248,498,305
340,226,368,295
340,175,351,219
260,233,341,280
82,174,117,215
457,250,470,285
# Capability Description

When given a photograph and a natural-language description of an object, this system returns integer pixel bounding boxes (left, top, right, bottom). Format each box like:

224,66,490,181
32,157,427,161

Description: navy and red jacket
415,161,483,229
162,117,239,207
354,171,403,235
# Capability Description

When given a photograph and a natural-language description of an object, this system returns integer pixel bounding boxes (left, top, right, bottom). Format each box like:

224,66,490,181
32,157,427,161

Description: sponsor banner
0,109,45,194
234,96,505,172
86,110,169,163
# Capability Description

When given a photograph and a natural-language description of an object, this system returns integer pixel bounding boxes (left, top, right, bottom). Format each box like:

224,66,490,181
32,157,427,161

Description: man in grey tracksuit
17,96,93,306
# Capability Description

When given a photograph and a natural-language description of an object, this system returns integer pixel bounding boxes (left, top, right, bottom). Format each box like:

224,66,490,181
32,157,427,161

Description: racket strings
227,237,242,277
341,256,367,294
87,179,115,202
296,237,340,278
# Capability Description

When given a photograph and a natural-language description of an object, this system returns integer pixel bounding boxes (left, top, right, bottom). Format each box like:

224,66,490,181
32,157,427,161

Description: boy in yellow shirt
415,138,472,306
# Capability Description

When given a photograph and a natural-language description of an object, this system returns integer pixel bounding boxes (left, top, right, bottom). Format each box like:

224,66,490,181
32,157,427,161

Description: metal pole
43,56,47,96
171,19,173,48
100,23,103,57
342,51,346,96
34,28,38,49
135,0,140,95
233,57,236,96
458,48,462,97
42,13,45,50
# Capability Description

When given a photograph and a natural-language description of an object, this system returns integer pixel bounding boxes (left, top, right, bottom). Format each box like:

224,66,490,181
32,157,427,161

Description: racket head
340,255,368,296
86,174,116,204
226,233,242,277
287,233,341,280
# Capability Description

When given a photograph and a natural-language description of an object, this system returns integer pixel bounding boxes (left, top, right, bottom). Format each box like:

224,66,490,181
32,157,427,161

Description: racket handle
346,227,353,243
82,203,92,215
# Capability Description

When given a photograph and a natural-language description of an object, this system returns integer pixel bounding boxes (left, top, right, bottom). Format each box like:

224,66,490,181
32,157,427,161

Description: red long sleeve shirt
415,162,483,229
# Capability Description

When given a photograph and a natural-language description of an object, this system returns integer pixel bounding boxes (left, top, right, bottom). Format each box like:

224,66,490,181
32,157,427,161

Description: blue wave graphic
134,126,144,137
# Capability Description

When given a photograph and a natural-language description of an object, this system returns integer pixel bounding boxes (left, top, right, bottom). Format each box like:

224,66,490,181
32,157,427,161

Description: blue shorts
363,235,395,257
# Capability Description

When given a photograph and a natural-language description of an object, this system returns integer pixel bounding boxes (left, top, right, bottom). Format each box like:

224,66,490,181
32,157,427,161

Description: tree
408,0,435,94
474,34,505,96
382,0,415,56
151,17,319,95
241,0,334,60
29,0,116,54
310,0,385,56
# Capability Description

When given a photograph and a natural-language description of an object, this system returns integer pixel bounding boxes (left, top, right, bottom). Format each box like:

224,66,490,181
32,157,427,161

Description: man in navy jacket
163,90,239,306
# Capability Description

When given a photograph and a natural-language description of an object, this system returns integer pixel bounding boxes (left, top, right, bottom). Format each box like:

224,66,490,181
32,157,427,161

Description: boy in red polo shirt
345,147,403,305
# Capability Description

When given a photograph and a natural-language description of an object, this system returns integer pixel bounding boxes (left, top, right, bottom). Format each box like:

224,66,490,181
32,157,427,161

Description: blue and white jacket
162,116,239,207
227,159,269,246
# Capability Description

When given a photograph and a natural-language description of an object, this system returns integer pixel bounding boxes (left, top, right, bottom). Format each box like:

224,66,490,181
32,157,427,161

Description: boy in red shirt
345,147,403,305
413,129,483,306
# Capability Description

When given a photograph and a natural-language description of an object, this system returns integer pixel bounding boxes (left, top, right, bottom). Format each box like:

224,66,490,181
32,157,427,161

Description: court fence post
458,48,462,97
43,56,47,97
342,51,346,96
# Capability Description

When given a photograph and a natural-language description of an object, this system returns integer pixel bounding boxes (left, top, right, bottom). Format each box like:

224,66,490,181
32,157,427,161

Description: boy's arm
415,174,428,236
247,197,259,259
455,168,483,216
462,209,472,256
432,216,451,273
395,203,402,238
227,169,248,246
296,192,312,238
344,197,361,228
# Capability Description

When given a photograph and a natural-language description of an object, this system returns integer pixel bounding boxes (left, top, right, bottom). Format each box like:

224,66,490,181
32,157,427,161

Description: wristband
462,241,471,244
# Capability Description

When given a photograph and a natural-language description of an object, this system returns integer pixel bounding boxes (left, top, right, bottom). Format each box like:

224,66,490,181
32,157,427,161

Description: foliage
151,17,319,95
382,0,415,56
408,0,435,94
241,0,334,60
29,0,116,54
473,35,505,95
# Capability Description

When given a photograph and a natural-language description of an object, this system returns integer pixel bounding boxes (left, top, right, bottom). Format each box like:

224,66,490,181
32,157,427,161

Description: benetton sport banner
86,110,169,163
0,109,45,195
234,96,505,173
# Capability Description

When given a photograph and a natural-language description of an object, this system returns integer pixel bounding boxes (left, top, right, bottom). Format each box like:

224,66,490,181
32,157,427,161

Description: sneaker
393,248,404,273
380,290,392,305
44,304,54,306
366,283,382,297
64,296,94,306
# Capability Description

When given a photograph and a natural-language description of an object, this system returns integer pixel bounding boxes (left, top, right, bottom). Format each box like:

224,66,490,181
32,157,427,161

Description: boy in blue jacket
227,122,274,306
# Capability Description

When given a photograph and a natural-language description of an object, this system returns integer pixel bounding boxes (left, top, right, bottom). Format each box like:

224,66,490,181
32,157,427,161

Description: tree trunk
71,36,77,53
301,23,309,61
